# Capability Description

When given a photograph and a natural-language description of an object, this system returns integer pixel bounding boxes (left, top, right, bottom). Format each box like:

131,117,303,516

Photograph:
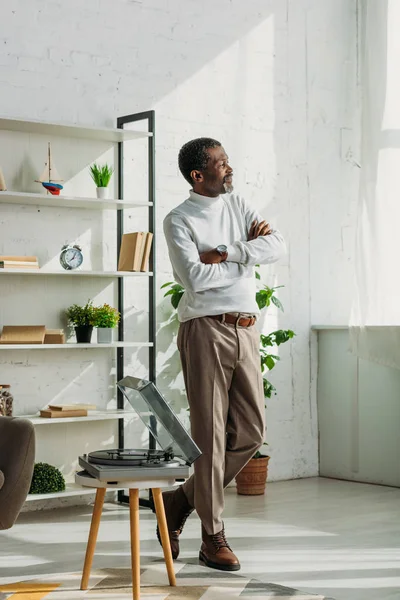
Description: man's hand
200,249,228,264
248,220,272,241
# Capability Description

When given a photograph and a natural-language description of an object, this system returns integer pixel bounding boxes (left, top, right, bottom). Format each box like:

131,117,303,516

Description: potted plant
66,300,95,343
89,162,114,199
93,303,120,343
161,274,294,495
235,283,294,495
235,444,270,495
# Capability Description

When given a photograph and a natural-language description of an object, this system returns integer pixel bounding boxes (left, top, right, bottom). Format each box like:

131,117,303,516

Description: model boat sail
35,143,64,195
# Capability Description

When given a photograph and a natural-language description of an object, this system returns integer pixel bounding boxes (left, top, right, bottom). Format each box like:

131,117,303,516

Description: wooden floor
1,477,399,600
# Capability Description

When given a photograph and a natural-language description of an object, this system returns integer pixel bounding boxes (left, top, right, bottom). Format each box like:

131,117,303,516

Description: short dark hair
178,137,221,184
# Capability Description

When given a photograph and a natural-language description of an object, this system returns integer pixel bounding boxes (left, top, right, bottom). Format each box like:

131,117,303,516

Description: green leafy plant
29,462,66,494
161,272,295,462
93,303,120,328
162,277,295,400
89,162,114,188
66,300,95,327
254,268,295,397
161,282,185,309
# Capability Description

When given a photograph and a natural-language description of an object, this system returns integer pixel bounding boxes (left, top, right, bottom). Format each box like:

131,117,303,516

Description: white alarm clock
60,244,83,270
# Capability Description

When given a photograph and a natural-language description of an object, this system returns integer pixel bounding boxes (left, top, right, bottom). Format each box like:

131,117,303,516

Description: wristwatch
216,244,228,256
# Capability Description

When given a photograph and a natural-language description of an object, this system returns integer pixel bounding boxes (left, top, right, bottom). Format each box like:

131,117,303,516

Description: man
160,138,286,571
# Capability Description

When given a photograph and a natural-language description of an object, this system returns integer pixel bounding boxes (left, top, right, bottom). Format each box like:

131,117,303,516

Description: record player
78,376,202,482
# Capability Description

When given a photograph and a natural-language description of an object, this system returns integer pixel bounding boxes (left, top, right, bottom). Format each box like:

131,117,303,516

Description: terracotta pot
235,456,269,495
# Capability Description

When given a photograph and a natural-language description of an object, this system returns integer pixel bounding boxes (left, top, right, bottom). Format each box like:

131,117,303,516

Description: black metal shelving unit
116,110,156,508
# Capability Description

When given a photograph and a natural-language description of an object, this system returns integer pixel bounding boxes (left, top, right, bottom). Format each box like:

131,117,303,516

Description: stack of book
39,403,96,419
118,232,153,272
0,255,39,270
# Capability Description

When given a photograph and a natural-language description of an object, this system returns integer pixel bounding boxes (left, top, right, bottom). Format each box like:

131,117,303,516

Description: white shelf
23,409,133,426
26,483,98,502
0,342,152,350
0,116,152,142
0,269,153,278
0,191,152,210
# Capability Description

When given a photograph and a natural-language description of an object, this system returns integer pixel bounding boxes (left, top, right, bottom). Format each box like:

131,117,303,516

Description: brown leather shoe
199,524,241,571
156,486,194,560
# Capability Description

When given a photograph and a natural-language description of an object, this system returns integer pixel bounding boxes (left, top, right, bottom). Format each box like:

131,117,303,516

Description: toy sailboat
35,143,64,195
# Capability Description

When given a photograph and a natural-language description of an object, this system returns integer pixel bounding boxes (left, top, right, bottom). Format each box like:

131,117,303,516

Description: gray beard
223,182,234,193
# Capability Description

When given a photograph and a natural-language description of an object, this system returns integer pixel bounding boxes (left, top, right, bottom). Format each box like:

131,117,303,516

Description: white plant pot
97,327,113,343
96,187,109,199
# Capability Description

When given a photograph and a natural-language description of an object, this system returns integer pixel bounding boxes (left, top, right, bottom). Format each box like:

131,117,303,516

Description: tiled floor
1,478,399,600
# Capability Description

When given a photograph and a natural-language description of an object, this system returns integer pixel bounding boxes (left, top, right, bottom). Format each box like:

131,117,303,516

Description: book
140,232,153,272
0,262,39,269
0,168,6,191
118,232,146,271
40,409,88,418
0,261,39,265
44,329,65,344
0,325,46,344
48,403,96,411
0,256,38,262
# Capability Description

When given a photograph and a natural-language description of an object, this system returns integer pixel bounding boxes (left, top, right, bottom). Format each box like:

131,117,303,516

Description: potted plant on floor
235,289,294,494
235,444,270,495
66,300,96,343
93,303,120,343
161,274,295,496
89,162,114,199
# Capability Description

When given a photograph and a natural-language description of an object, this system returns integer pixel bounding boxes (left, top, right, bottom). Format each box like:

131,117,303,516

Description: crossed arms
163,206,286,294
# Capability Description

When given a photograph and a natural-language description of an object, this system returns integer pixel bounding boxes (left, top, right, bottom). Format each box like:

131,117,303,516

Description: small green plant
93,303,120,328
89,162,114,188
66,300,95,327
253,442,269,459
29,462,65,494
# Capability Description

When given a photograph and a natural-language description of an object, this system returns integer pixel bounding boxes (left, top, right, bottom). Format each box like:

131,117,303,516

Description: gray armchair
0,416,35,530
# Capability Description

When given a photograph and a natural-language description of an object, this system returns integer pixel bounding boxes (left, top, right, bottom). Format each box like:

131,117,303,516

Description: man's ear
191,169,203,183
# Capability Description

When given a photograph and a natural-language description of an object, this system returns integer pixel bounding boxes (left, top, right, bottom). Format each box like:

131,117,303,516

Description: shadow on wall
116,0,277,115
1,1,278,123
156,307,187,415
154,1,294,416
152,1,359,480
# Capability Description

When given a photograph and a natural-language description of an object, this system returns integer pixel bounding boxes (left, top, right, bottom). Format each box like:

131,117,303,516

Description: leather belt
208,313,257,328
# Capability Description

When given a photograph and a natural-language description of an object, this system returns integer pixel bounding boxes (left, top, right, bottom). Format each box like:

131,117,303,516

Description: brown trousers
178,316,265,534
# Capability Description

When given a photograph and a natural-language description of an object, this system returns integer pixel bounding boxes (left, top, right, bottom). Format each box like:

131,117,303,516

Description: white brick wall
0,0,359,492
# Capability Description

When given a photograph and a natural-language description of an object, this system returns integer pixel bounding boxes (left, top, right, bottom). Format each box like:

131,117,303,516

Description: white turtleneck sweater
163,190,286,322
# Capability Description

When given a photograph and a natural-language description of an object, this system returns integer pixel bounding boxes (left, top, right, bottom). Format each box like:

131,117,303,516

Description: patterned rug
0,562,334,599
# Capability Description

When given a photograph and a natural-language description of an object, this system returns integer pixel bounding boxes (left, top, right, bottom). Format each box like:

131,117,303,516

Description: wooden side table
75,472,177,600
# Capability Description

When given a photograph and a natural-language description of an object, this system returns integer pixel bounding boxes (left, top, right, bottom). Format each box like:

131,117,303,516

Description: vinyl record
87,448,176,467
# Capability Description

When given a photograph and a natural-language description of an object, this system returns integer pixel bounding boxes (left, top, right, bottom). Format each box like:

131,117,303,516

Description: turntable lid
117,376,201,466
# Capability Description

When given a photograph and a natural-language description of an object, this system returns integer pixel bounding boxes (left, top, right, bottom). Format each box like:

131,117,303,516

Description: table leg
129,488,140,600
152,488,176,586
81,488,106,590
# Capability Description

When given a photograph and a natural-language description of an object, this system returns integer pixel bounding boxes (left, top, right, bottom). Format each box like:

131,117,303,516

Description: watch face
217,244,228,254
60,247,83,270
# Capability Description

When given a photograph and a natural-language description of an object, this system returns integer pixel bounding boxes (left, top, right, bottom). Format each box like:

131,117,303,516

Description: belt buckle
241,314,255,328
236,313,244,328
